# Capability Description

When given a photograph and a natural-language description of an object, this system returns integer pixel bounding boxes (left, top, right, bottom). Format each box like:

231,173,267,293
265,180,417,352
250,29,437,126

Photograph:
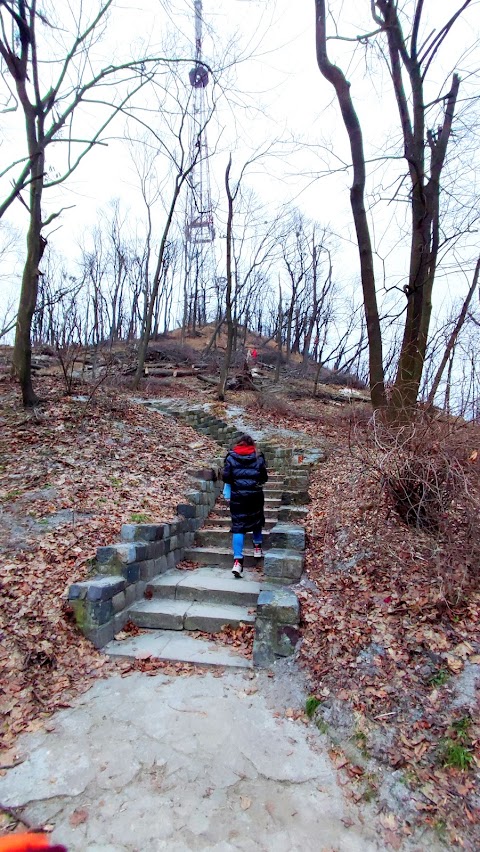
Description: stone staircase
69,402,326,669
104,475,288,668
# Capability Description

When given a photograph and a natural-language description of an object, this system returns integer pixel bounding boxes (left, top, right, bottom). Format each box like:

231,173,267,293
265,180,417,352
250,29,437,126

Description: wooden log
144,367,196,378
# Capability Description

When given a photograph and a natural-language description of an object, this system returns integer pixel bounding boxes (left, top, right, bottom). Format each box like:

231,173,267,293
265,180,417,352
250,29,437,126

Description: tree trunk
426,255,480,407
134,181,182,387
274,283,283,384
218,156,234,401
315,0,386,409
12,108,46,406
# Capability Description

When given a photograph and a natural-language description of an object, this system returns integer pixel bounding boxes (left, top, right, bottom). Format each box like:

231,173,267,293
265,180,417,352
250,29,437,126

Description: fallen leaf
69,808,88,827
240,796,252,811
380,812,398,830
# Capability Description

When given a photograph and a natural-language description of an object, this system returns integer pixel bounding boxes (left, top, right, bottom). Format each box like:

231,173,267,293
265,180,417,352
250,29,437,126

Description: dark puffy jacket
222,449,268,533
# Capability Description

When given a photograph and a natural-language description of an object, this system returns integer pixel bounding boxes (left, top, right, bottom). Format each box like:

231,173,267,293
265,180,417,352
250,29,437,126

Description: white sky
1,0,479,341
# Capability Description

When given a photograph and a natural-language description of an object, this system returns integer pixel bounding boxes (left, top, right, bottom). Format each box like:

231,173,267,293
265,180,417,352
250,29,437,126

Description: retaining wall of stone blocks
68,468,222,648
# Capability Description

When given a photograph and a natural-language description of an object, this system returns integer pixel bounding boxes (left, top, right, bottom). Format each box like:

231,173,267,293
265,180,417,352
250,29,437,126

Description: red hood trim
232,444,256,455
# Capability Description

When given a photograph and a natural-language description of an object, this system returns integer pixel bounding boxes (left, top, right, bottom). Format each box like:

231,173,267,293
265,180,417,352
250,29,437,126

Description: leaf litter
0,376,219,753
1,376,480,848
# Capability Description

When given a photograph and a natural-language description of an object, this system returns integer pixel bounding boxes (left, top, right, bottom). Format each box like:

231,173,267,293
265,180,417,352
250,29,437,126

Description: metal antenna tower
185,0,215,249
182,0,216,332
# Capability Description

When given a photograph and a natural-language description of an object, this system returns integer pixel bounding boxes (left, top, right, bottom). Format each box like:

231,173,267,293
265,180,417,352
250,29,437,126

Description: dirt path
0,662,432,852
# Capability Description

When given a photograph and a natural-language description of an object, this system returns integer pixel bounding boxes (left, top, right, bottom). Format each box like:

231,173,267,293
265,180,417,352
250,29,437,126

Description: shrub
251,393,292,417
321,369,367,390
354,411,480,593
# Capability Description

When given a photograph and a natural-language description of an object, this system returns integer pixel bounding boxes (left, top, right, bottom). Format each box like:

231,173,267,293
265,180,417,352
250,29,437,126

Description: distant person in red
251,348,258,362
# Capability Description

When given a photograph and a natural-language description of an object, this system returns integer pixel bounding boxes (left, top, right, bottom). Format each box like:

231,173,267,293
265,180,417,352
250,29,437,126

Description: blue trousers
233,526,262,559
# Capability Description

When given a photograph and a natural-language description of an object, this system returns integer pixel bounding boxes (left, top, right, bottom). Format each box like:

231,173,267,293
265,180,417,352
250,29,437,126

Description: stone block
96,543,145,571
169,519,181,535
281,490,310,505
135,580,146,599
113,610,130,635
256,588,300,624
139,559,157,582
185,490,201,505
71,599,113,631
187,467,217,481
84,576,126,602
154,555,168,574
69,576,125,603
269,524,305,551
86,621,115,649
278,506,308,524
167,551,176,569
112,591,126,614
122,562,141,583
252,640,275,667
263,549,304,582
254,615,275,643
146,540,166,559
125,584,137,606
169,535,179,551
274,624,301,656
120,523,165,542
177,503,196,519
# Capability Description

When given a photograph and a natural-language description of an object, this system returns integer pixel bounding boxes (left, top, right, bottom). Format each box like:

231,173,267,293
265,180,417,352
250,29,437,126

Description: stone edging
68,467,221,648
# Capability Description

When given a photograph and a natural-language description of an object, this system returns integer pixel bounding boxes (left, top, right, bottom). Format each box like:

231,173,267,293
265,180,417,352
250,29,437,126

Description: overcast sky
1,0,479,336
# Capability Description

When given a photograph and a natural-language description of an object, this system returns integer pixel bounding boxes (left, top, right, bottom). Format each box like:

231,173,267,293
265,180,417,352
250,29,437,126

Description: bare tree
133,62,220,386
426,256,480,407
315,0,476,417
0,1,195,405
315,0,386,409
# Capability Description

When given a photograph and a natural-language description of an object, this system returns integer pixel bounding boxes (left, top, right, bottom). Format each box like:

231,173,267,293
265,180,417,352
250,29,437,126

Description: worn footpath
0,662,424,852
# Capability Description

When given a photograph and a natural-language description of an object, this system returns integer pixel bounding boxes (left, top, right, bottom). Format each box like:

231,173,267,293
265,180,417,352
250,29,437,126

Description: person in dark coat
222,433,268,578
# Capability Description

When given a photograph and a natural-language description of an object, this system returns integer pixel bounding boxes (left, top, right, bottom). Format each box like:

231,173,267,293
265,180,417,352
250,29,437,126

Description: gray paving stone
270,523,305,550
257,587,300,623
128,599,192,630
176,570,262,607
263,548,304,581
184,602,255,632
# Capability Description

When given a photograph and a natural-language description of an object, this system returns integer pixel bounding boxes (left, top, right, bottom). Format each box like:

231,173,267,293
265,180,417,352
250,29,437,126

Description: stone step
184,546,260,569
204,516,278,530
147,566,262,606
128,598,255,632
277,506,308,524
264,497,281,508
213,506,279,519
104,630,252,668
195,528,272,549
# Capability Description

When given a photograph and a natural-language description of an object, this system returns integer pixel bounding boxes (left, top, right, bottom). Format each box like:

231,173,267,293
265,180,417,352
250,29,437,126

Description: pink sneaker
232,559,243,578
253,545,263,559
